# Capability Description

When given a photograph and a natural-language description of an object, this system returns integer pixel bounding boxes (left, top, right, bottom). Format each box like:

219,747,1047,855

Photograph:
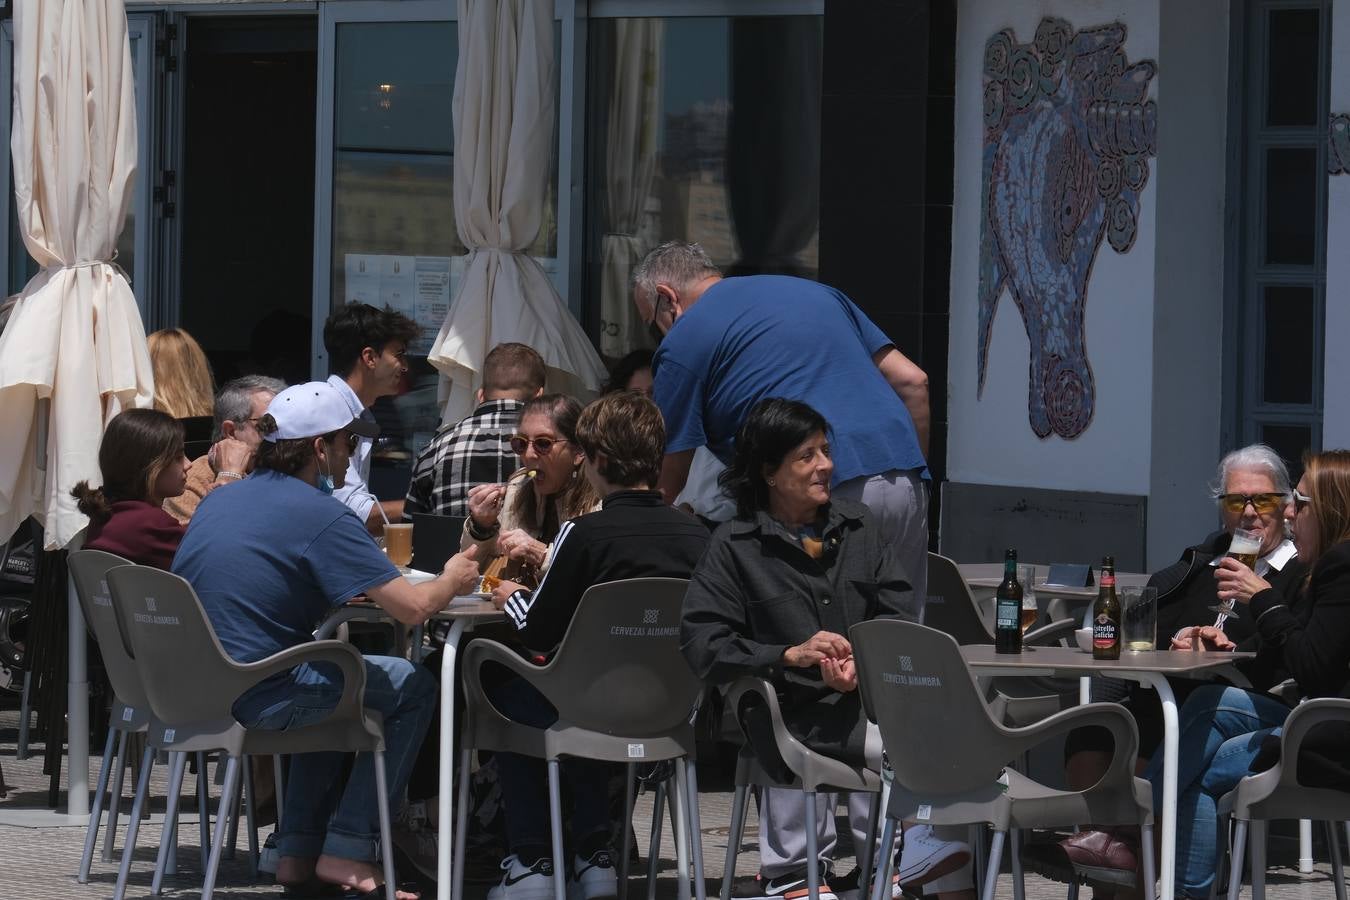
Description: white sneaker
569,849,618,900
895,824,971,889
486,854,557,900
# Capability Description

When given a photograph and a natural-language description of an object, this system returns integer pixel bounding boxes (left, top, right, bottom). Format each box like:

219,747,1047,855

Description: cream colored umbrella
428,0,605,422
0,0,152,553
0,0,149,820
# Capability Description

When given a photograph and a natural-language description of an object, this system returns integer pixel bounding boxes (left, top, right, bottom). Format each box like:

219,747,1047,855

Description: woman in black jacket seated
680,399,972,900
1144,449,1350,898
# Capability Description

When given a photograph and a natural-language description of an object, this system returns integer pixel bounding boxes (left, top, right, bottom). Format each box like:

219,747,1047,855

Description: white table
960,644,1253,900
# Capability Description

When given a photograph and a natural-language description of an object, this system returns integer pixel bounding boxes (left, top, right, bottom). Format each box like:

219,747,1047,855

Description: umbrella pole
67,571,88,817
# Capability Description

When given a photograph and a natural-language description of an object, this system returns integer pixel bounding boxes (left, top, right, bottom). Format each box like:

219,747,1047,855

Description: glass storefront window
584,15,823,361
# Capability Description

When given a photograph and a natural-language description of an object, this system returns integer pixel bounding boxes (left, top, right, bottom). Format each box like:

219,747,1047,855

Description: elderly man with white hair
1026,443,1309,895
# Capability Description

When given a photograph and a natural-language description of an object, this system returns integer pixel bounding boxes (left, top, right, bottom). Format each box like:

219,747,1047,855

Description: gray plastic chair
851,620,1155,900
456,578,706,900
718,676,883,900
69,549,215,887
1218,697,1350,900
926,553,1081,727
105,564,398,900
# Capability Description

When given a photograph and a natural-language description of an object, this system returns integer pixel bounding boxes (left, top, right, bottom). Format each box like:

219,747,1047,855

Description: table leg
67,576,89,818
437,619,469,900
1143,673,1177,900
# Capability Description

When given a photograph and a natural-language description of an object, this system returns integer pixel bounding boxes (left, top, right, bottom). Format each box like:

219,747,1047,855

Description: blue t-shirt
652,275,928,484
172,469,399,714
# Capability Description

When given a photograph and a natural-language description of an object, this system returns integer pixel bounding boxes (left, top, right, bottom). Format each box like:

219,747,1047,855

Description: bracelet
217,471,244,480
467,518,499,541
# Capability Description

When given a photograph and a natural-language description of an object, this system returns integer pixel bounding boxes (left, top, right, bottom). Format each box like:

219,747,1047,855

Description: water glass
1018,565,1038,634
1122,586,1157,651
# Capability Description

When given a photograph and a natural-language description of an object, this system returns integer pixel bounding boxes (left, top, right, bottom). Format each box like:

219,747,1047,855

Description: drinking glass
1209,527,1262,622
1018,565,1039,635
383,522,414,569
1122,586,1157,651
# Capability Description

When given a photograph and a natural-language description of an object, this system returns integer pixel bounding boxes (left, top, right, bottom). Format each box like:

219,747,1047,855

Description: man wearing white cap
174,381,480,900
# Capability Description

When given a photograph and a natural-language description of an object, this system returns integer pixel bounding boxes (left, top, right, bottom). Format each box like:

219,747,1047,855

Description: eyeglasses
1292,489,1312,513
1218,492,1287,515
510,435,566,456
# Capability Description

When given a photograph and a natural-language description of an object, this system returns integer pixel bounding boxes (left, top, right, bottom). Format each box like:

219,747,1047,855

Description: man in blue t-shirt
631,241,932,605
174,381,480,900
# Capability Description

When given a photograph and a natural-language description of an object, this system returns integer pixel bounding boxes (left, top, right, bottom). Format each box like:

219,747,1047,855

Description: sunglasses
1292,489,1312,513
328,431,360,453
510,435,567,456
1218,492,1287,515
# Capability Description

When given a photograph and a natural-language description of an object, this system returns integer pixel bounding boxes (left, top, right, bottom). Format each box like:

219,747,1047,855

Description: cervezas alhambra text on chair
456,577,707,900
1216,697,1350,900
105,564,401,900
851,619,1156,900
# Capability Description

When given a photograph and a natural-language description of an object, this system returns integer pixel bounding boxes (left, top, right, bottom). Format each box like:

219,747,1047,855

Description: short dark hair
576,392,665,488
482,342,547,398
720,398,831,520
323,302,420,376
602,348,655,395
253,426,339,477
72,408,185,524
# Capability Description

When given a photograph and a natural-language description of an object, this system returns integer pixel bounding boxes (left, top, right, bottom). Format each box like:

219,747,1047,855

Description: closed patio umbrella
0,0,150,818
428,0,605,423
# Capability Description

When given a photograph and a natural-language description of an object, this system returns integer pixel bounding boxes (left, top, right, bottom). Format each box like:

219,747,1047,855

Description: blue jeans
1142,684,1288,897
487,673,612,858
236,655,437,863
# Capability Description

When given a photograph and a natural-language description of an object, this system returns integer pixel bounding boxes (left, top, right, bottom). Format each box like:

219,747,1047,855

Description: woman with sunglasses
71,408,191,569
1131,450,1350,897
462,394,601,595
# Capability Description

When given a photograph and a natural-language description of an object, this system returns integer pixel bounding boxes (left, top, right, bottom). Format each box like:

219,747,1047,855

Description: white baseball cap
262,382,380,443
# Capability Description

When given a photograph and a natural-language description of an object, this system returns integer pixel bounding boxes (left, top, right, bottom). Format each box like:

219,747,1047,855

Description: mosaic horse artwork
978,18,1157,439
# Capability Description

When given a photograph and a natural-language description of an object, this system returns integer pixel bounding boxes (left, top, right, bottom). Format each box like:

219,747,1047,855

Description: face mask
317,445,335,495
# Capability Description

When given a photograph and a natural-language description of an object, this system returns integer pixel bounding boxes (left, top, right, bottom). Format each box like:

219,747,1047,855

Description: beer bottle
1092,555,1121,660
995,548,1023,654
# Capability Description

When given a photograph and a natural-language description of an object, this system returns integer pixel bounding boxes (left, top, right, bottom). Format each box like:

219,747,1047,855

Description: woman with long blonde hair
148,327,215,419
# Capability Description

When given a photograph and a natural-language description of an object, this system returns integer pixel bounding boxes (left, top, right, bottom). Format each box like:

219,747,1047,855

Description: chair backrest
852,618,1020,795
923,552,994,644
68,550,151,711
542,578,702,737
411,513,466,573
105,565,257,726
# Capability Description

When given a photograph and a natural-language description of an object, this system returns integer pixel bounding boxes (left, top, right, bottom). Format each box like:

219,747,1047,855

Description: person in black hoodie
481,391,709,900
1032,444,1306,892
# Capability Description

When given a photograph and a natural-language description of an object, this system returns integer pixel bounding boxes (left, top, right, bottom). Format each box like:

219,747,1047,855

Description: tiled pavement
1,706,1345,900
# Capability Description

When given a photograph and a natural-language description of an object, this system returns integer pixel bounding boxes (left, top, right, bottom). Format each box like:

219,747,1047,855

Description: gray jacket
680,498,919,754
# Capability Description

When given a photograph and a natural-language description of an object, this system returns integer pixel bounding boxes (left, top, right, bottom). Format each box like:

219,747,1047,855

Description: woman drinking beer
1140,450,1350,897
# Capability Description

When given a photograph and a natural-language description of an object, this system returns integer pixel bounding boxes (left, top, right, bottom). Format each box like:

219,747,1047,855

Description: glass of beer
1122,586,1157,651
1018,565,1039,634
383,522,414,570
1210,527,1262,621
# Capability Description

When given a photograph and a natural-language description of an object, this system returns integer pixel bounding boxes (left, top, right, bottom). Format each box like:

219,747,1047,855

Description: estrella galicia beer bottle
995,549,1023,654
1092,555,1121,660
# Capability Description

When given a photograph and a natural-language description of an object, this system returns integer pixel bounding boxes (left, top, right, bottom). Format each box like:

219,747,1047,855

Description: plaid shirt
404,398,524,518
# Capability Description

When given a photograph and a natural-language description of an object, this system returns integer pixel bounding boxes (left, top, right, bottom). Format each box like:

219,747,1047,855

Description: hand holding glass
1210,527,1262,622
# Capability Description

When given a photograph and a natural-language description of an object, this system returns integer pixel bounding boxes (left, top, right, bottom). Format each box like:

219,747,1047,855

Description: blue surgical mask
317,448,335,495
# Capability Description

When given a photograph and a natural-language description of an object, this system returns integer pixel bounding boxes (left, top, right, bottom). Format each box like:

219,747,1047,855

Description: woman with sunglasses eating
462,394,601,599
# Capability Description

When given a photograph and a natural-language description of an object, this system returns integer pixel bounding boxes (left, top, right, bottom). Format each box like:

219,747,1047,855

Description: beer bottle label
1093,613,1118,649
996,599,1018,630
1101,572,1116,588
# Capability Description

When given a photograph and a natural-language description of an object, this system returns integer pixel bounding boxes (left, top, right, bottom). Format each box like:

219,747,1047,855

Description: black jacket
1247,540,1350,789
502,491,709,654
680,498,917,757
1149,530,1306,652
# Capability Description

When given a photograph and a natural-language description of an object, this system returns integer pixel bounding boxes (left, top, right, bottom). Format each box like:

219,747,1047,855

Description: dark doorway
180,16,317,387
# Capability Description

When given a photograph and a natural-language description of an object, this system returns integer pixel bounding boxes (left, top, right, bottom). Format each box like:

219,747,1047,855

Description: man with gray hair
1028,443,1309,889
165,374,286,523
631,241,932,598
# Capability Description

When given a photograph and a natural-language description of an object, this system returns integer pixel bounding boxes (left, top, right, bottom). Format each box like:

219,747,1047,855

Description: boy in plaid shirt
404,343,546,518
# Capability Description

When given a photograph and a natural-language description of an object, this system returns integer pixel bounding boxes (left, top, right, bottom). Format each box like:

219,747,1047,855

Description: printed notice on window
344,253,452,356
